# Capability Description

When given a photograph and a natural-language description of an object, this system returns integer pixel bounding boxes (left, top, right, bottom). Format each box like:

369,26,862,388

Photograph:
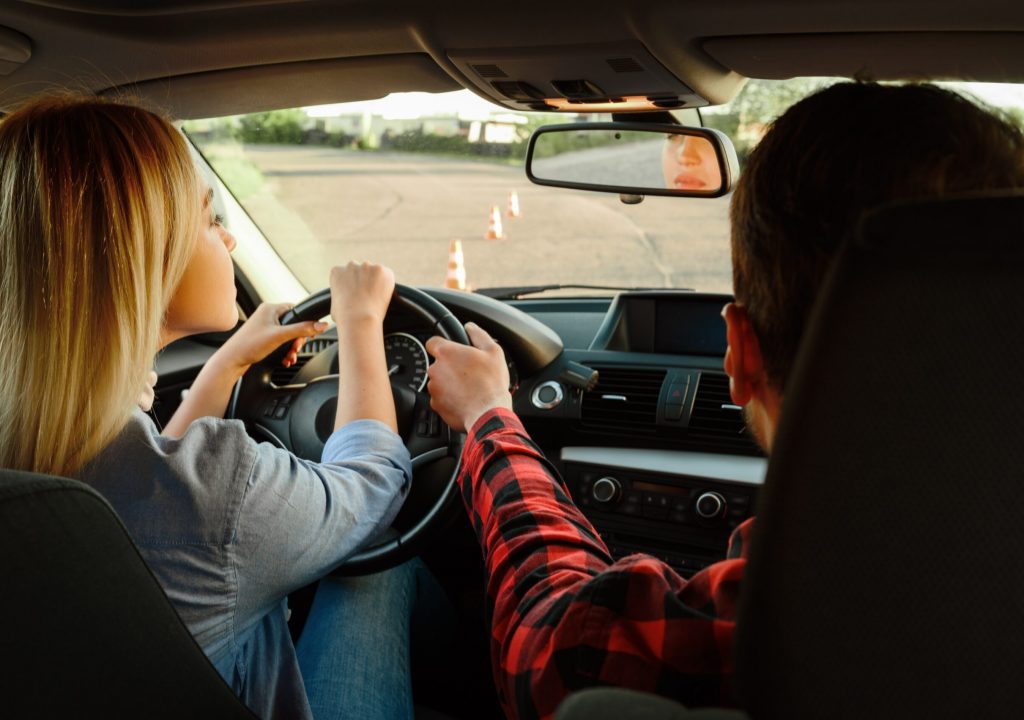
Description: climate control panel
563,460,758,576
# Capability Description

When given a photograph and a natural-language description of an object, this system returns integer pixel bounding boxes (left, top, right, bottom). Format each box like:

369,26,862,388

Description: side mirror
525,123,739,198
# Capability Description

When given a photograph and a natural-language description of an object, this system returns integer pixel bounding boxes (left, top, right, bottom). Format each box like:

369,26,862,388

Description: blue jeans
295,559,452,720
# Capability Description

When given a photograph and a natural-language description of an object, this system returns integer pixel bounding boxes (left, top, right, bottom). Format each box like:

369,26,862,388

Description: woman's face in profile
162,179,239,343
661,135,721,191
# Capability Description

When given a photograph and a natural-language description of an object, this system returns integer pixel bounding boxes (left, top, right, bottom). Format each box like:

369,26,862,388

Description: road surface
232,145,734,295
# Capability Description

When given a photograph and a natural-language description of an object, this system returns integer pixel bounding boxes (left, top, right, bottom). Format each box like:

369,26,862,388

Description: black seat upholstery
735,194,1024,718
555,687,749,719
557,194,1024,719
0,469,257,718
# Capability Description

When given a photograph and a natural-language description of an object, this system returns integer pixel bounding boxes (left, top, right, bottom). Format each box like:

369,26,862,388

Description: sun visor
104,53,461,120
0,26,31,76
703,32,1024,82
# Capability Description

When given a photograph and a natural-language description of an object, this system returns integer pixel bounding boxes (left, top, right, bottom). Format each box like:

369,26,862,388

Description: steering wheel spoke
407,391,451,464
232,376,307,452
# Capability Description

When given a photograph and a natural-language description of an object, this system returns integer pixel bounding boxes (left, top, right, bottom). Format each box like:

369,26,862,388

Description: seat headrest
735,193,1024,719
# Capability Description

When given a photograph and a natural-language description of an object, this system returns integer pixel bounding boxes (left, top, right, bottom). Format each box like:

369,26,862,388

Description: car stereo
561,447,764,576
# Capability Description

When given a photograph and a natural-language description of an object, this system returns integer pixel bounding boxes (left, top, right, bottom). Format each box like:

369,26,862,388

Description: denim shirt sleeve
232,419,411,624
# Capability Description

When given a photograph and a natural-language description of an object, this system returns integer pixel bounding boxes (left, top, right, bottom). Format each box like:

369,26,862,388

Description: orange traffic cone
444,239,467,290
507,190,521,219
485,205,506,240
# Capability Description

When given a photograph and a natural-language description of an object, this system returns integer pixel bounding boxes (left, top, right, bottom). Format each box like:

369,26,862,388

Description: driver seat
0,468,257,718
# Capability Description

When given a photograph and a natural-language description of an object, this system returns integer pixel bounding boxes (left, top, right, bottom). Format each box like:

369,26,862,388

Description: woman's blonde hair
0,95,200,476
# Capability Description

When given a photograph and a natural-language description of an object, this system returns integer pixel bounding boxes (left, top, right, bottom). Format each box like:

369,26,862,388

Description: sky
305,90,504,121
943,82,1024,108
304,82,1024,121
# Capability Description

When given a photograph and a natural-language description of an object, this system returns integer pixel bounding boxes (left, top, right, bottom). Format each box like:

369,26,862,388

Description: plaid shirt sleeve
458,407,751,720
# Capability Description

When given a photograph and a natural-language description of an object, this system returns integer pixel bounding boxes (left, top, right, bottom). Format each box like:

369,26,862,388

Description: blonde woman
0,96,427,719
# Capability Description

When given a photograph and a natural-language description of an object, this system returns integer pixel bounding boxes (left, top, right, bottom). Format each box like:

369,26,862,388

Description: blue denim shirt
76,409,412,719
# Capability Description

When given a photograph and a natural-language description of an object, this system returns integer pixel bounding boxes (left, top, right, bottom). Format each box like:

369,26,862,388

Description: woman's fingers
279,321,327,366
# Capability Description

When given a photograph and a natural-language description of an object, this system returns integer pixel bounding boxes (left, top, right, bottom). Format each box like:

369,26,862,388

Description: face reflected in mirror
661,135,722,192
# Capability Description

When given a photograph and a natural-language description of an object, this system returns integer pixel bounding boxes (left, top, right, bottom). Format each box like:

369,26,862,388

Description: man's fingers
465,322,497,350
425,335,452,358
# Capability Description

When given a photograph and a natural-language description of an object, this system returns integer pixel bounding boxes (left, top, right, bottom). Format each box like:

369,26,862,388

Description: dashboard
505,290,764,575
155,289,764,578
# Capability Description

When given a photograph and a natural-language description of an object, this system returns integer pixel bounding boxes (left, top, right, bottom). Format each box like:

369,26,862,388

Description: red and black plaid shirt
458,408,752,720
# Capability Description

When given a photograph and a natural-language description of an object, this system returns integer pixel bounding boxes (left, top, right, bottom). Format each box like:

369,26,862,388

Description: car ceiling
1,0,1023,118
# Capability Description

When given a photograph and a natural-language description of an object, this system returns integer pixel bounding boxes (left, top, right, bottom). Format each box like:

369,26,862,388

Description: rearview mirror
526,123,738,198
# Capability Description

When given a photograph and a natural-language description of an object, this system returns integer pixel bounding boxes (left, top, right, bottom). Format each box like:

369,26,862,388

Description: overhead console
447,41,709,113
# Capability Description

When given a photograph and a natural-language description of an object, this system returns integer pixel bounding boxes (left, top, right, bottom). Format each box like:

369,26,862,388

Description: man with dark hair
425,82,1024,720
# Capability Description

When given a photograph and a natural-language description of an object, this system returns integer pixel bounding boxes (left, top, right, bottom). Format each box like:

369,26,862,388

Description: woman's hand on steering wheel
216,302,328,373
329,262,395,326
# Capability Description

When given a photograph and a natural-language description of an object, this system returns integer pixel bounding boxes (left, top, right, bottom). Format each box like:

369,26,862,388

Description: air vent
471,63,508,78
270,338,336,386
581,366,666,434
689,372,760,454
271,362,307,386
302,338,336,355
606,57,644,73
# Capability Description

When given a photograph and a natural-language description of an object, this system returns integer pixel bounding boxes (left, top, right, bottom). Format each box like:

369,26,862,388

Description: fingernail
314,322,328,331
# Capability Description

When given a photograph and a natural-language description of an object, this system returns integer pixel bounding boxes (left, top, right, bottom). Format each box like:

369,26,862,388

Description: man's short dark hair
730,82,1024,391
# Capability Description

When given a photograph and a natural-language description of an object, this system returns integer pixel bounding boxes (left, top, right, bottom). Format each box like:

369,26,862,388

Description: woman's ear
722,303,766,407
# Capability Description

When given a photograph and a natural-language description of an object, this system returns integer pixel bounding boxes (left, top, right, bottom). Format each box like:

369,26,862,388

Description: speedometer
384,332,429,392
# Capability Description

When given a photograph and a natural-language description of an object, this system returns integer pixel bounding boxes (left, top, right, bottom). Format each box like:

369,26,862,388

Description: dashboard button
592,477,622,504
695,491,726,520
666,382,687,403
531,381,564,410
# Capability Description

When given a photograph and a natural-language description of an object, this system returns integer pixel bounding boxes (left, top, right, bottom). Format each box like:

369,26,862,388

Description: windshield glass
184,80,1024,296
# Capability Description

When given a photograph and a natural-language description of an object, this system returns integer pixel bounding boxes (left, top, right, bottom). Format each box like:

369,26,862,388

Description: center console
561,446,765,576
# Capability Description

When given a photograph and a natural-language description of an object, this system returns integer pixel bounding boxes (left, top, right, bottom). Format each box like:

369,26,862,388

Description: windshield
184,80,1024,296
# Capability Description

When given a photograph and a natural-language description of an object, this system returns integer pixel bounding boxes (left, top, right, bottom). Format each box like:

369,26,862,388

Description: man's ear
722,303,766,407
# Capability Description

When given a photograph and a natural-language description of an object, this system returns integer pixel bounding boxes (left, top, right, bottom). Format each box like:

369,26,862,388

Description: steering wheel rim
230,284,468,575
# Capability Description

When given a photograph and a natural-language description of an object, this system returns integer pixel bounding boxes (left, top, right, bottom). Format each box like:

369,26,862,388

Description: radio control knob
592,477,622,504
695,491,726,519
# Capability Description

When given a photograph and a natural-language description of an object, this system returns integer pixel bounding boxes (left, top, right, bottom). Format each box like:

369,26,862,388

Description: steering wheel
229,284,469,575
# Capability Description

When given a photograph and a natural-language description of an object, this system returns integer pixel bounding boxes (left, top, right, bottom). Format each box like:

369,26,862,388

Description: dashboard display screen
654,299,728,356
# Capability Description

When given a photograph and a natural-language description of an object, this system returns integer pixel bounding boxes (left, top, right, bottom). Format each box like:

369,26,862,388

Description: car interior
2,1,1023,717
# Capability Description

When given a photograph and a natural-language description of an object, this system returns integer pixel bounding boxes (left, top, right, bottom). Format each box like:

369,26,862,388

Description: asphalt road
237,145,734,295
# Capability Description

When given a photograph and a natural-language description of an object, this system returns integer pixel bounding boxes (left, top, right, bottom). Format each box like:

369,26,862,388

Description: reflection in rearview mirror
661,136,719,191
526,124,736,198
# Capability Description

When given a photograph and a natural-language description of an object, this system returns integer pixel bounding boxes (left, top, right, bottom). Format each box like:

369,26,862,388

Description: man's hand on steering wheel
426,323,513,433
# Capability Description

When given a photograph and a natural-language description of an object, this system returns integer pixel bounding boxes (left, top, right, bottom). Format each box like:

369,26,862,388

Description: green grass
198,143,266,201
